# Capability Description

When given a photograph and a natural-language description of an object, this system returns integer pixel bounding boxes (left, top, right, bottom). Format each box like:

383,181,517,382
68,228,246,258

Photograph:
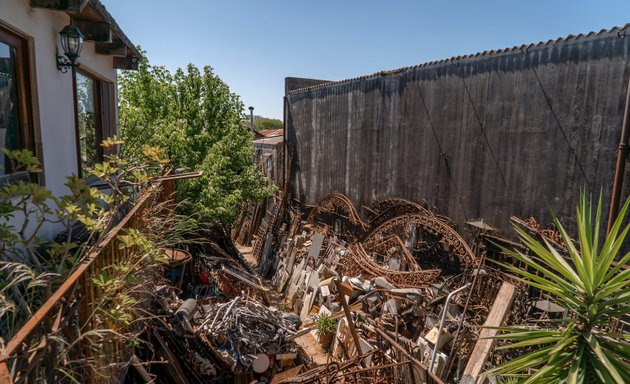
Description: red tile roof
256,129,283,137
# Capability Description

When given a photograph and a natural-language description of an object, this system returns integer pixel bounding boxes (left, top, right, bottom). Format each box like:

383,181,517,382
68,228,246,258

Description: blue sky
105,1,630,119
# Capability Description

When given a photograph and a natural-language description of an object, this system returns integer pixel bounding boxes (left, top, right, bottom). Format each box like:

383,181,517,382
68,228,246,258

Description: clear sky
104,1,630,119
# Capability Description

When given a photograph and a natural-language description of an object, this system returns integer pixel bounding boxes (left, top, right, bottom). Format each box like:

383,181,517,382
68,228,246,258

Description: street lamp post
249,106,254,132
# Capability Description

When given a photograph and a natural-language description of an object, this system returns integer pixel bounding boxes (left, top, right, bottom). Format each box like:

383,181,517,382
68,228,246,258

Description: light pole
248,106,254,132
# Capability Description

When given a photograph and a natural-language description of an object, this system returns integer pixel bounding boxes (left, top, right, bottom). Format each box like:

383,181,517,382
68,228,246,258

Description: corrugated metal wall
286,28,630,236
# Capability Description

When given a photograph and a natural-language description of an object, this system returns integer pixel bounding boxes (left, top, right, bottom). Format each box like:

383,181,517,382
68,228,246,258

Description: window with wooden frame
0,25,35,186
74,69,116,177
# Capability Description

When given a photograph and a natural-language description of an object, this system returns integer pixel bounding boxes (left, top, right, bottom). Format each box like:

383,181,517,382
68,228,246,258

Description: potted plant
315,313,337,349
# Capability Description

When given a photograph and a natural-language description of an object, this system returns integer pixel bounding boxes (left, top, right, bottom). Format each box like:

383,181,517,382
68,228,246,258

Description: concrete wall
0,0,116,197
287,26,630,236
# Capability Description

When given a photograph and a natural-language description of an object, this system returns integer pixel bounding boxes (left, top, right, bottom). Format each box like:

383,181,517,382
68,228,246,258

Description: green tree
118,55,273,230
488,193,630,383
253,116,283,131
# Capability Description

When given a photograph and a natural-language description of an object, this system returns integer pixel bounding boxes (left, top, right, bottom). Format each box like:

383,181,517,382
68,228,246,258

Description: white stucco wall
0,0,119,239
0,0,117,196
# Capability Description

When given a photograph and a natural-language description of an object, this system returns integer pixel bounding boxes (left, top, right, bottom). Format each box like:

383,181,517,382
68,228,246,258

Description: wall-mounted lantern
57,24,83,73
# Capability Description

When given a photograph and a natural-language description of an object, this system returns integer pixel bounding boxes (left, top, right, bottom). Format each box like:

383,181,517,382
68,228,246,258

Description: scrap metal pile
138,250,308,384
233,193,533,383
140,193,557,383
198,297,299,372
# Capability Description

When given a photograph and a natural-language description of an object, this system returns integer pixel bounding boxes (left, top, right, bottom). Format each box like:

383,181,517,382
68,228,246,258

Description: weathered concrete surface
286,25,630,236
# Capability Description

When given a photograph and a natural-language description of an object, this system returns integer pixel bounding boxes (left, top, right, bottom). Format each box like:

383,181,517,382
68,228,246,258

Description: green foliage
118,54,273,229
315,313,337,336
253,116,283,131
0,142,166,344
487,193,630,383
1,148,42,173
0,141,202,381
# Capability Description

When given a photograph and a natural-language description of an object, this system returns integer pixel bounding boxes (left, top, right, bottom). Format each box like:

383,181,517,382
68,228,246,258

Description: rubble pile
237,194,521,383
139,194,542,383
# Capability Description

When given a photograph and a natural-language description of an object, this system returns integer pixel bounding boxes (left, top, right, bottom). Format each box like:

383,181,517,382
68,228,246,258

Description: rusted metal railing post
607,73,630,234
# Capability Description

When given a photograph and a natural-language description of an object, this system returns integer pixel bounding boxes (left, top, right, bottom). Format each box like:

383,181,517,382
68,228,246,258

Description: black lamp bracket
56,49,79,73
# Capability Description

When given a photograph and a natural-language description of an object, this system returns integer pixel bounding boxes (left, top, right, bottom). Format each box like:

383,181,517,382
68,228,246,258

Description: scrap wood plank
152,329,191,384
271,364,304,384
0,363,10,384
460,282,516,384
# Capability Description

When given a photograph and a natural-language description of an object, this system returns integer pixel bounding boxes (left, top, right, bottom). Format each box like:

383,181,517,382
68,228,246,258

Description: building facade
0,0,139,190
0,0,139,237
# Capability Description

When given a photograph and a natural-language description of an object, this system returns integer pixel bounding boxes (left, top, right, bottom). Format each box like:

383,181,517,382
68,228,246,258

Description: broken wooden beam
334,278,364,367
270,364,304,384
460,281,516,384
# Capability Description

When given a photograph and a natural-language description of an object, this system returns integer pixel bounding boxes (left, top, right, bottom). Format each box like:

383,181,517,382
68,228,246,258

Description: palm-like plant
488,193,630,383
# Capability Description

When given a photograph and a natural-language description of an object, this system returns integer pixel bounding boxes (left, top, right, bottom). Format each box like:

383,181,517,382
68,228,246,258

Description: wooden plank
152,329,190,384
113,56,139,70
129,355,153,383
270,365,304,384
0,363,11,384
30,0,88,12
72,19,111,42
460,282,516,384
95,41,127,56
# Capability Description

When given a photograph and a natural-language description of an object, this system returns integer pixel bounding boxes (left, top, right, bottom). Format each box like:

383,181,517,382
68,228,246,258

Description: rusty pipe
444,248,487,378
607,72,630,234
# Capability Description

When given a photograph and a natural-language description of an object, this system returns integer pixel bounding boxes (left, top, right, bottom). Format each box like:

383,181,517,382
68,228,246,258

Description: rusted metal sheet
286,27,630,236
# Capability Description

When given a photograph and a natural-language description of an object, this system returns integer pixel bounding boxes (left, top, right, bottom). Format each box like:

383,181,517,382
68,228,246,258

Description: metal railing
0,178,174,384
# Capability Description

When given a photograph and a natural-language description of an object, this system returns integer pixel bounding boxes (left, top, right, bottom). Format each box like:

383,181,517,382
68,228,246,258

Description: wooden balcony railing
0,174,189,383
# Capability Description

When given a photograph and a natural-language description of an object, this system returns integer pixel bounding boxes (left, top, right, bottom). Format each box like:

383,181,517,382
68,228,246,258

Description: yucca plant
487,193,630,383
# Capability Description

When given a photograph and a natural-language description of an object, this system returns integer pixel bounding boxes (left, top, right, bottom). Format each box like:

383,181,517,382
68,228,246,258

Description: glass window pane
75,72,98,174
0,41,21,176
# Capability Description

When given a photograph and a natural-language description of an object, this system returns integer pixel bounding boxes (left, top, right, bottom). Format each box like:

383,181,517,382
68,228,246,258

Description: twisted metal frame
363,214,478,267
337,243,442,287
